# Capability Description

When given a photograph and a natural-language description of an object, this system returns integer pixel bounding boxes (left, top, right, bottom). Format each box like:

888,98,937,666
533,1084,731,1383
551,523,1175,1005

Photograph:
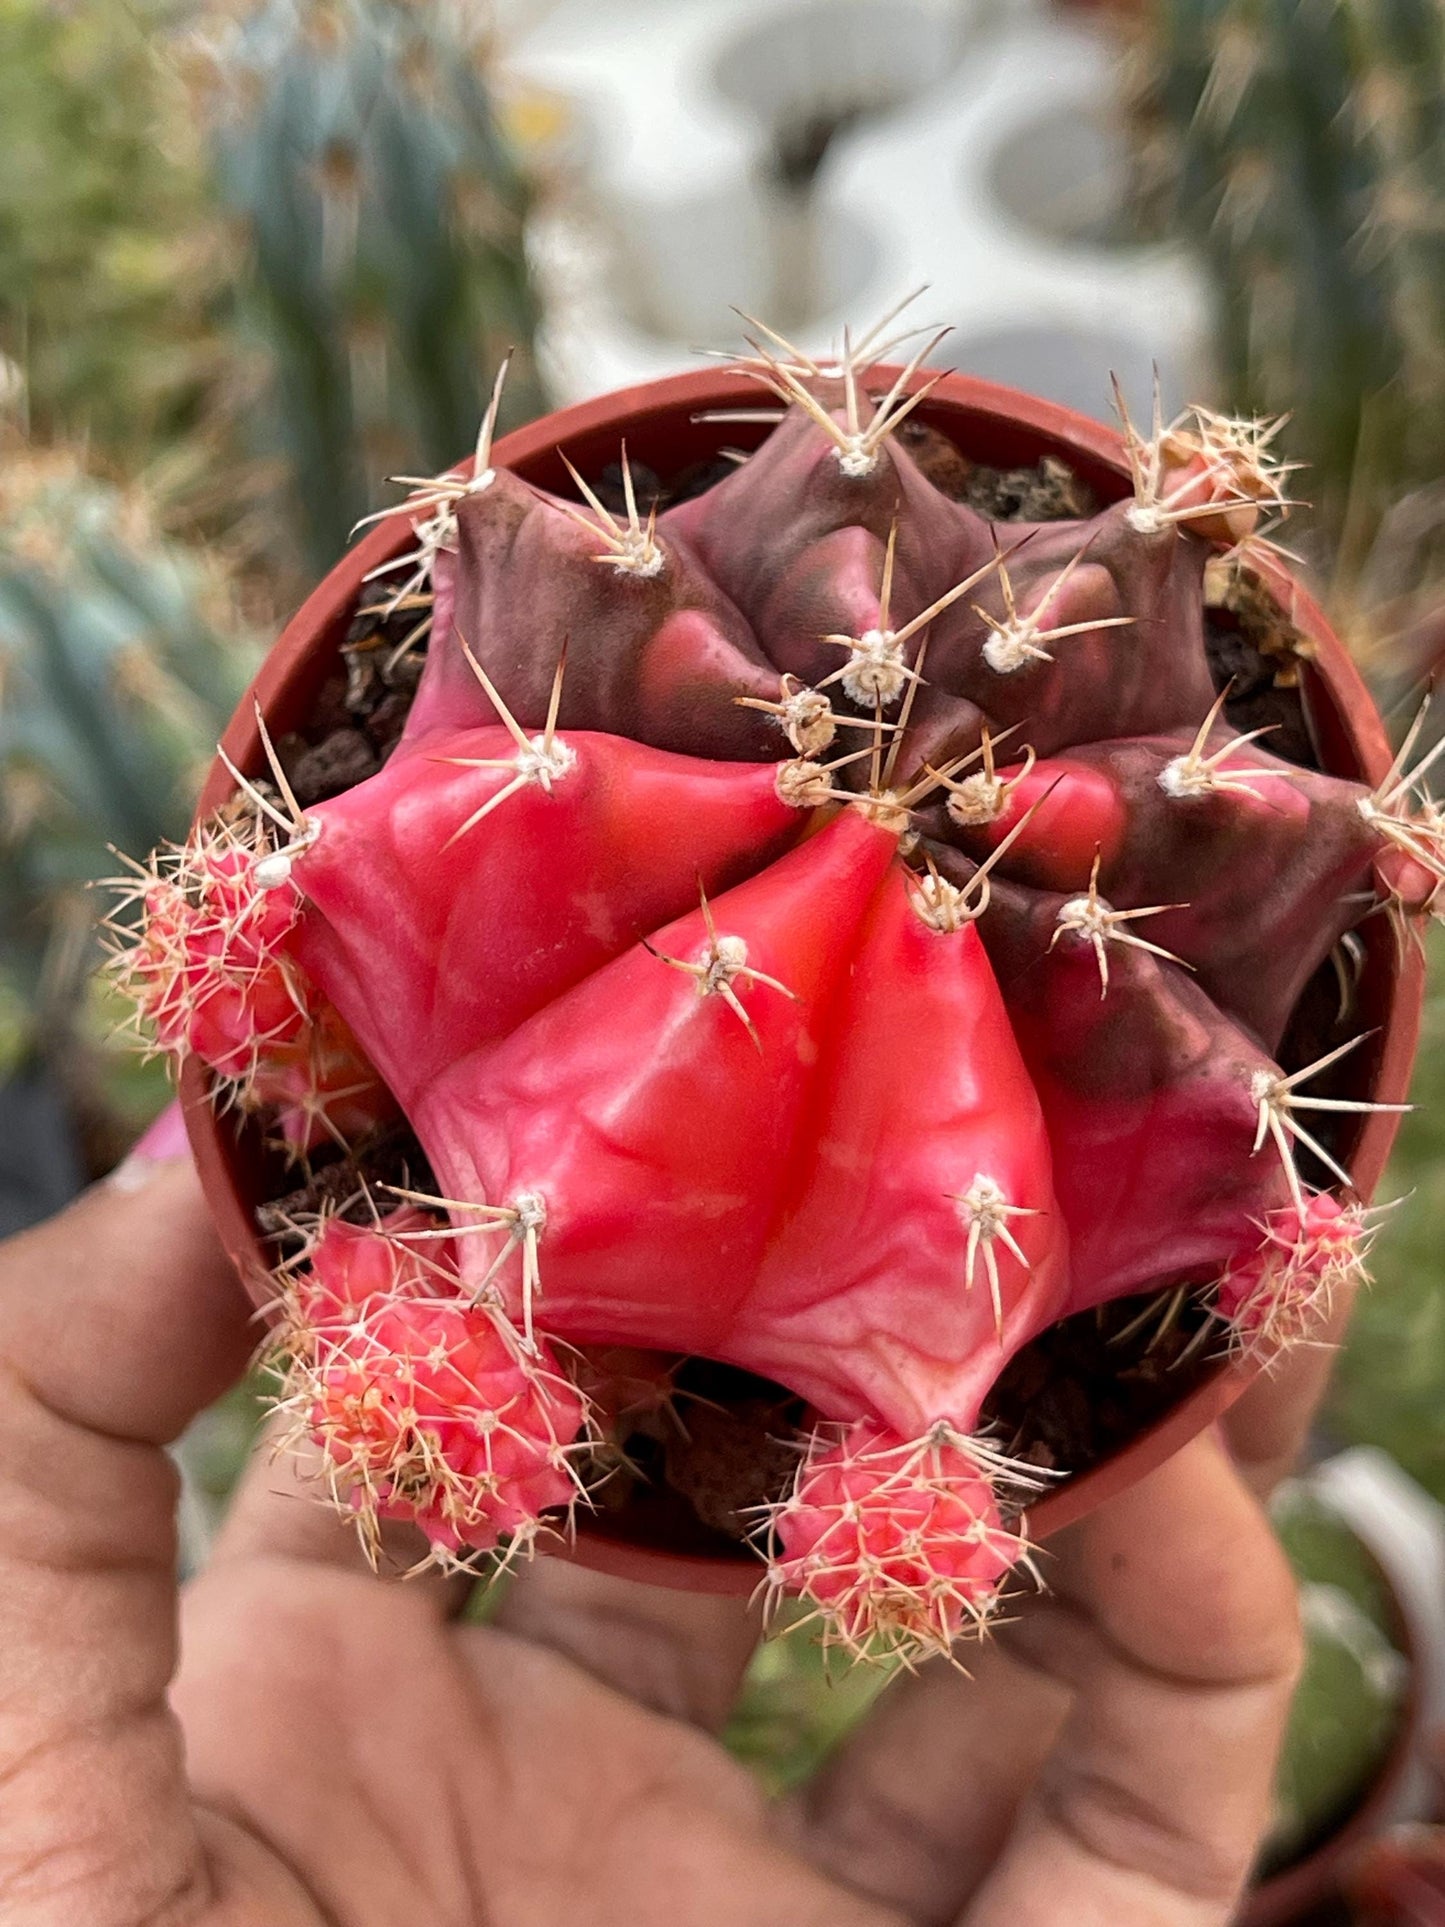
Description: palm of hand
178,1554,891,1927
2,1160,1314,1927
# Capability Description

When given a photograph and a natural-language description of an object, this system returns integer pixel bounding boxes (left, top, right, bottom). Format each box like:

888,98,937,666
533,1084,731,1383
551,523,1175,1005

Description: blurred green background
2,0,1441,1890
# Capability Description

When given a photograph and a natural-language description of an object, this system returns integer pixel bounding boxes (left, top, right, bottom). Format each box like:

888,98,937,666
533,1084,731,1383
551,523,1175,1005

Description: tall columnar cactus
1128,0,1445,552
0,446,253,1054
0,0,219,472
112,316,1437,1660
192,0,542,575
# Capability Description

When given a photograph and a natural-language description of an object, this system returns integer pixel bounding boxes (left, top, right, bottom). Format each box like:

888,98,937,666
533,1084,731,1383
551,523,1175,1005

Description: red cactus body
112,330,1434,1659
1216,1194,1374,1359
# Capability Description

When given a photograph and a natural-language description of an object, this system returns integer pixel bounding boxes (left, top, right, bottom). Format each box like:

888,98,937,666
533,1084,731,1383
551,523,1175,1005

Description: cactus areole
119,339,1425,1662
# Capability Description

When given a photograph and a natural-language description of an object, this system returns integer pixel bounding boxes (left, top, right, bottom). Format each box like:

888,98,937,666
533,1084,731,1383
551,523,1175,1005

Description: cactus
1262,1485,1408,1873
0,444,254,1121
110,314,1437,1660
1127,0,1445,554
276,1208,586,1563
0,0,219,472
192,0,542,576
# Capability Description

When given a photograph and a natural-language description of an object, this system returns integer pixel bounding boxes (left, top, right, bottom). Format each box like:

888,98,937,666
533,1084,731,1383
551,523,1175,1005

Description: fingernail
111,1101,192,1192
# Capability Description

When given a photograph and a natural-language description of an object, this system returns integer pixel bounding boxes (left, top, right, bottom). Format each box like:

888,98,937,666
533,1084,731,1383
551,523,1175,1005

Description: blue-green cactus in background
0,448,253,1076
1129,0,1445,563
196,0,543,574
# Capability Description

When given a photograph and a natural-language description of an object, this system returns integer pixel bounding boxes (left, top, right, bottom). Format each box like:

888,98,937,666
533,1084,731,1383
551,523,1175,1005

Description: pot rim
1241,1517,1425,1925
183,362,1426,1596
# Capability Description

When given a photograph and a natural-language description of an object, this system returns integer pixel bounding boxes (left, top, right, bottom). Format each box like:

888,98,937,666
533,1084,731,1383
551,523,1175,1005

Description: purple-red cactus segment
909,504,1219,763
768,1418,1025,1659
973,875,1291,1316
404,468,784,760
287,1212,586,1559
945,729,1381,1048
664,402,986,691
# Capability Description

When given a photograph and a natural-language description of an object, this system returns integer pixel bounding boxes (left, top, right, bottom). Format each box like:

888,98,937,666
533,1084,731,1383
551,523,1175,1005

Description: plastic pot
179,365,1425,1594
1245,1532,1424,1927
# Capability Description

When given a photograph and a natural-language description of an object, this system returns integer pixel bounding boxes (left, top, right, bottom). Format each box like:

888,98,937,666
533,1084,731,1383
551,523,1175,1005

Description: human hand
0,1131,1314,1927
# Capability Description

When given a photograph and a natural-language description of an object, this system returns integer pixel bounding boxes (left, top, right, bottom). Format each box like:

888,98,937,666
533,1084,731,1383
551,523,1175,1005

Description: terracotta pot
1346,1827,1445,1925
180,366,1425,1596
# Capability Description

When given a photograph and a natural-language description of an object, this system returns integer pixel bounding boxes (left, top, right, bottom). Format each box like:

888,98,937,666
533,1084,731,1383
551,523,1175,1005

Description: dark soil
255,1123,436,1246
237,418,1340,1555
1205,579,1317,769
893,416,1100,521
274,601,429,807
982,1292,1217,1477
593,452,743,519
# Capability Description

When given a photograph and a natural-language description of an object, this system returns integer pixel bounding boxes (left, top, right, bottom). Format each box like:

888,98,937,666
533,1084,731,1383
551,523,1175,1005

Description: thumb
1,1104,253,1441
0,1111,254,1926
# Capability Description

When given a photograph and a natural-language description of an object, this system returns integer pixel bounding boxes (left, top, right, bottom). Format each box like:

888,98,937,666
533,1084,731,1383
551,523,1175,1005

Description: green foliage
0,446,254,1029
725,1609,896,1793
1328,925,1445,1502
0,0,221,468
1130,0,1445,555
196,0,543,573
181,1371,276,1511
0,0,547,583
1260,1487,1408,1871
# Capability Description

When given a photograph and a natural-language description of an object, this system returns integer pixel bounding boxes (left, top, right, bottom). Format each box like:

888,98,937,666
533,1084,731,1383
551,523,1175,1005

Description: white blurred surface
500,0,1212,418
1308,1447,1445,1823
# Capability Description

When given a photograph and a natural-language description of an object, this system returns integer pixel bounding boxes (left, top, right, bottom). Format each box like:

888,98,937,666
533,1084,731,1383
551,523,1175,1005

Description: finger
961,1433,1302,1927
491,1554,766,1732
2,1117,251,1442
0,1134,254,1925
211,1420,472,1616
788,1638,1070,1924
1222,1268,1363,1496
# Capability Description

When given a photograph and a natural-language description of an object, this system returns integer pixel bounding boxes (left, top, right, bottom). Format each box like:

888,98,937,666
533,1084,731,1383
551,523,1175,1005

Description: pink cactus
1216,1194,1376,1360
108,822,389,1153
276,1210,587,1564
767,1420,1028,1661
112,321,1434,1659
